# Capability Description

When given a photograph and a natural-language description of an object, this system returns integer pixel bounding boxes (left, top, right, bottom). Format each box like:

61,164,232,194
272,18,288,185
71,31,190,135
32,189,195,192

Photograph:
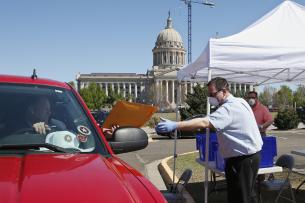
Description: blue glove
155,118,178,133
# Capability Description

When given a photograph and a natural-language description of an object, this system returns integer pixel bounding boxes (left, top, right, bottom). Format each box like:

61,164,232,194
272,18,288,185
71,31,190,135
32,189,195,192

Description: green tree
293,85,305,107
233,90,247,99
259,86,276,107
180,85,208,120
79,83,106,110
274,85,293,109
105,89,124,107
274,108,299,130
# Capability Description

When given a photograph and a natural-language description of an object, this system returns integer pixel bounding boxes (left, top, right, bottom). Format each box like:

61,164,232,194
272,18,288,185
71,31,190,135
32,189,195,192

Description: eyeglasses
208,89,224,97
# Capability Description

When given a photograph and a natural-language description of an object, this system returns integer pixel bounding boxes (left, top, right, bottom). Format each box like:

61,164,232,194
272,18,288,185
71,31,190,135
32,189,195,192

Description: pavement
142,127,196,203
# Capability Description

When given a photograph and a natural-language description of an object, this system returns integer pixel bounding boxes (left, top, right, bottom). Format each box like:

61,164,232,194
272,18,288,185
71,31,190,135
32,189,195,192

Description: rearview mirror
109,127,148,154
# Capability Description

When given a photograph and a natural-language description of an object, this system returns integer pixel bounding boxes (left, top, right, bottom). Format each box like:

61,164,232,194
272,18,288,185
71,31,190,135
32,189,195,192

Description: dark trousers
225,151,261,203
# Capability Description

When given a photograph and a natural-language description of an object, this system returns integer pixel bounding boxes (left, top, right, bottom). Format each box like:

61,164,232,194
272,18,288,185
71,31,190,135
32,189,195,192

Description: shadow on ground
186,181,305,203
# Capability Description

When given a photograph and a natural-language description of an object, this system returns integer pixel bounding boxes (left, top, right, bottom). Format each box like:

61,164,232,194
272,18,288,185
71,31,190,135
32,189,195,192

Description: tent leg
204,68,212,203
173,81,181,184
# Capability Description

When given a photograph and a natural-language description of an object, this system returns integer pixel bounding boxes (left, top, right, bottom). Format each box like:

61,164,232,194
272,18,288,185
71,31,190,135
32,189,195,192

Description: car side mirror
108,127,148,154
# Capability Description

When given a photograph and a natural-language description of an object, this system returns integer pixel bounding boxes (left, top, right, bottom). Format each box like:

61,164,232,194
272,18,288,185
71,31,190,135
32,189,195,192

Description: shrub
297,105,305,124
180,85,207,120
274,108,299,130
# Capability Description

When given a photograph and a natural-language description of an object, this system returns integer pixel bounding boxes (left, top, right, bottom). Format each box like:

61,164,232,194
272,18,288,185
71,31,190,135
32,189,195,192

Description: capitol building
76,14,252,111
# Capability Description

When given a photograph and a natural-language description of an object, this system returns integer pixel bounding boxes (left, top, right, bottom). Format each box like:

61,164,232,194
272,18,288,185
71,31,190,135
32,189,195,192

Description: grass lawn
154,112,177,121
167,152,305,203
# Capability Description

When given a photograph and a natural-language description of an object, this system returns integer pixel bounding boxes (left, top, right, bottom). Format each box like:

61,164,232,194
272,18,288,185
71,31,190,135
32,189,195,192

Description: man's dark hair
248,91,258,98
207,77,229,91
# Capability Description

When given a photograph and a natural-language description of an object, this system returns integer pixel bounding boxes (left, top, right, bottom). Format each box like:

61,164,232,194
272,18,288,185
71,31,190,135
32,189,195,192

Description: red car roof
0,74,71,89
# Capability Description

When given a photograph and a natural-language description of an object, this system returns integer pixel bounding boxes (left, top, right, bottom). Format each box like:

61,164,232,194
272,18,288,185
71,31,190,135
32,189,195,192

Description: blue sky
0,0,304,88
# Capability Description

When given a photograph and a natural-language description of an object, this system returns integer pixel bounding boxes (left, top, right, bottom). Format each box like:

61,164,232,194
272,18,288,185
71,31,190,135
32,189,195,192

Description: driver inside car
17,97,66,135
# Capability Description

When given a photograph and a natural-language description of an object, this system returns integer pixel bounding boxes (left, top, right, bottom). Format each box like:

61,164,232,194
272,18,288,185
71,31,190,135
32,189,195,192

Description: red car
0,74,166,203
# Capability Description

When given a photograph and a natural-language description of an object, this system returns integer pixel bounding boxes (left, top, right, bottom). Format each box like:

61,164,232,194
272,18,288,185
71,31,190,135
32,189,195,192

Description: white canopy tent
176,1,305,202
178,0,305,85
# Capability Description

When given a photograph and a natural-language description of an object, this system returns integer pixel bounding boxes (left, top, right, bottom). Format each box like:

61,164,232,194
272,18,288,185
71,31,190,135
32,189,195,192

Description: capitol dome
156,17,183,46
152,13,186,69
155,14,184,48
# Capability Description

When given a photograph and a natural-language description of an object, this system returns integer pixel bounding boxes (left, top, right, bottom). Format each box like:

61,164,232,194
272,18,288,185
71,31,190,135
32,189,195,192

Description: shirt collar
221,94,234,104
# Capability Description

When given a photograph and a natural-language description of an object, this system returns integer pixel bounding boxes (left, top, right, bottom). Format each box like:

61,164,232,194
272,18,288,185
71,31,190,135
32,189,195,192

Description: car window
0,83,108,154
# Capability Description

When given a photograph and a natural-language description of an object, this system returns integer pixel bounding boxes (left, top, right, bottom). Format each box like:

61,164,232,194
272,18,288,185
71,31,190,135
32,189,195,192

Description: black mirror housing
109,127,148,154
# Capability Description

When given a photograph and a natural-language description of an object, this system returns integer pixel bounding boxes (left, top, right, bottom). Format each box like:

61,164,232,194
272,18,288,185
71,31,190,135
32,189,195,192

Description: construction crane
181,0,214,64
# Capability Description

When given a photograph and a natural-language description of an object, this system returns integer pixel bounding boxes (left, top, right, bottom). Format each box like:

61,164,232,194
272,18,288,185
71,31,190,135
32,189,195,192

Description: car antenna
31,69,38,79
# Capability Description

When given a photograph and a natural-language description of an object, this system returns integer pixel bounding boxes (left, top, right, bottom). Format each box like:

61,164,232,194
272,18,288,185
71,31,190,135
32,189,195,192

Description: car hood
0,153,158,203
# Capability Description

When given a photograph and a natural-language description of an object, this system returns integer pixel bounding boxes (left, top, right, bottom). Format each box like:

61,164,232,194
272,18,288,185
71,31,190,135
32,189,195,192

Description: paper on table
102,100,158,129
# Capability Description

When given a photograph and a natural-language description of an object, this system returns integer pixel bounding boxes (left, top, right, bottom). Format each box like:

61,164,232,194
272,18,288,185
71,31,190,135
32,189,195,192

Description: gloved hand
155,118,178,133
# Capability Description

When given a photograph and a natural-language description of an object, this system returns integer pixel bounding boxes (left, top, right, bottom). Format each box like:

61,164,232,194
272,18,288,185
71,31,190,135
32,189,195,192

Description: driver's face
33,98,51,123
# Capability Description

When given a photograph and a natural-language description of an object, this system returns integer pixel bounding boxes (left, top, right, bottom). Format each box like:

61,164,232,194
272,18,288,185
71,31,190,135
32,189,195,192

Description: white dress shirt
208,94,263,158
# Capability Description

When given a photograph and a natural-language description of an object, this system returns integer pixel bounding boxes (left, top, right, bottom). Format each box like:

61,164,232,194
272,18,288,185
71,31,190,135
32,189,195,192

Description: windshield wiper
0,143,80,153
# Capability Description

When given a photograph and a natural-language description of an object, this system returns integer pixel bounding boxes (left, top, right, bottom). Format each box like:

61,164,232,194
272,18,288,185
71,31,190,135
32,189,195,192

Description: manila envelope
102,100,158,129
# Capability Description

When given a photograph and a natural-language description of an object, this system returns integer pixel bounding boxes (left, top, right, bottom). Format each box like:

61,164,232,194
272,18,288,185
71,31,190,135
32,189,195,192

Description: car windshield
0,83,107,154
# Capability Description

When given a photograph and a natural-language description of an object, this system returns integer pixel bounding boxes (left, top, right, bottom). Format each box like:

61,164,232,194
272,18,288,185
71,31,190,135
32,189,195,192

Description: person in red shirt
247,91,274,136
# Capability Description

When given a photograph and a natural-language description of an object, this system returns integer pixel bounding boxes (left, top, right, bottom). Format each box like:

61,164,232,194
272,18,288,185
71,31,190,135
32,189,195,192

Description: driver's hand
32,122,51,135
102,125,119,139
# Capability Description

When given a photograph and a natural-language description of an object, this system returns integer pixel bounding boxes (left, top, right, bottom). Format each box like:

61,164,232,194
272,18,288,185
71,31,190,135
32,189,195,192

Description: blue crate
195,134,201,150
260,136,277,168
215,146,225,171
196,132,217,161
211,136,277,170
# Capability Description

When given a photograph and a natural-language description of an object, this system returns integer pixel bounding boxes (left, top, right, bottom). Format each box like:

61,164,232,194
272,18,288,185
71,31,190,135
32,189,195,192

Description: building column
234,83,237,93
140,82,145,92
123,83,126,97
135,83,138,99
184,82,188,95
117,82,120,94
111,83,114,91
190,82,194,94
128,83,132,102
244,84,247,92
160,80,163,103
172,80,175,104
239,83,242,91
166,80,169,102
250,85,254,91
173,52,176,64
105,83,108,96
155,80,159,104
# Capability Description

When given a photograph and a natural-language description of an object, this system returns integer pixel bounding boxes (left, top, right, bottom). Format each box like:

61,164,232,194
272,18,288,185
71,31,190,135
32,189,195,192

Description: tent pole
204,68,212,203
173,81,181,184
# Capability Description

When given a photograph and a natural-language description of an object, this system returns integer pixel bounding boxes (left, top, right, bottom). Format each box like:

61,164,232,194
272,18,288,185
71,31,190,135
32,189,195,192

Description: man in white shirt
156,77,263,203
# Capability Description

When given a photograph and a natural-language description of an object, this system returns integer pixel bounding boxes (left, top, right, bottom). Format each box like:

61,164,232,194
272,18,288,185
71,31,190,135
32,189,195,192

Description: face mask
248,98,256,106
208,97,219,107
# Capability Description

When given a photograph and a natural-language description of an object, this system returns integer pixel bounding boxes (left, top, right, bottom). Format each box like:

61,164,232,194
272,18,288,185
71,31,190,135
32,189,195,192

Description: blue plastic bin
196,132,217,161
260,136,277,168
215,146,225,171
214,136,277,170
